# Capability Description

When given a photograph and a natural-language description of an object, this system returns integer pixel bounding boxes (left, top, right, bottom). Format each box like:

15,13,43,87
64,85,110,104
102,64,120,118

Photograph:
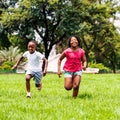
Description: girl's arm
57,52,65,77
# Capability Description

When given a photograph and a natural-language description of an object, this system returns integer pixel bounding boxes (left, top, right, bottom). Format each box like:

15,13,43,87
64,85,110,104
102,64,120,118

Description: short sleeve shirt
23,51,44,72
63,48,85,72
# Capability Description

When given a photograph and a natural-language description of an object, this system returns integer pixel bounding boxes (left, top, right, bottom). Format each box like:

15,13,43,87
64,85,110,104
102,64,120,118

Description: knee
26,77,30,83
64,85,72,90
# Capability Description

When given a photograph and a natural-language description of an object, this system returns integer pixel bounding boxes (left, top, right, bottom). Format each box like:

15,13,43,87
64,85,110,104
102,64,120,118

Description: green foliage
1,61,14,68
88,62,111,73
0,46,22,72
0,29,11,49
76,1,120,73
0,0,120,72
0,64,11,70
0,46,22,63
0,61,16,73
0,61,15,71
2,61,14,67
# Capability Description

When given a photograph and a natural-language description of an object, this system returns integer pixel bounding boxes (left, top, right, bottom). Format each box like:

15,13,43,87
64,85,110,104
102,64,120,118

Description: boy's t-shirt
23,51,44,72
63,48,85,72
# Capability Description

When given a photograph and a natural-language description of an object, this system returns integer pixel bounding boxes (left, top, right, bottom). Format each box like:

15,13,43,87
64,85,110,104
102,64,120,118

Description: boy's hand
43,71,47,76
12,65,17,70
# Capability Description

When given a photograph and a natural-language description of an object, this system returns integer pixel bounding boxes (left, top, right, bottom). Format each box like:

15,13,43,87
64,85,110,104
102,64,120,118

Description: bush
88,62,111,73
0,61,16,73
0,61,15,70
0,64,11,70
2,61,14,67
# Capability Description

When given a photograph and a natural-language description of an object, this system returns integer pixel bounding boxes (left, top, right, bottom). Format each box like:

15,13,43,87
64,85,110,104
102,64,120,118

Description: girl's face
70,37,78,48
28,42,36,54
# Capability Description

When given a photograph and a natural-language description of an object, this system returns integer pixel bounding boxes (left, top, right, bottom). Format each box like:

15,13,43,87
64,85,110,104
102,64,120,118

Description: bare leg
26,74,32,92
35,81,42,91
64,77,73,90
72,75,81,98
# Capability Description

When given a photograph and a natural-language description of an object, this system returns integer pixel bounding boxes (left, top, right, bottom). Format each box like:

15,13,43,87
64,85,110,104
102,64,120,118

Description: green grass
0,73,120,120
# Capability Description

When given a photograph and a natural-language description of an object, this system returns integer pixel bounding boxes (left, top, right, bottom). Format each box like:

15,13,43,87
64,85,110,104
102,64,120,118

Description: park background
0,0,120,73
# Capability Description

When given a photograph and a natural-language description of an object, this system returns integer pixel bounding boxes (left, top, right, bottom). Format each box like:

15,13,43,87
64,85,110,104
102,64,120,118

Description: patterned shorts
26,70,43,84
64,70,82,78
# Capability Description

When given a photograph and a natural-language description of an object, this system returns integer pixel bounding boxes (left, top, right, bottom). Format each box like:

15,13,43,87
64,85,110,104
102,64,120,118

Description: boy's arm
42,57,48,76
12,56,24,69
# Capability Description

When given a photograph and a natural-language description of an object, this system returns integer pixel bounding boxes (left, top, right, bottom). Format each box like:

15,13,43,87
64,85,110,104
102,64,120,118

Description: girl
57,36,87,98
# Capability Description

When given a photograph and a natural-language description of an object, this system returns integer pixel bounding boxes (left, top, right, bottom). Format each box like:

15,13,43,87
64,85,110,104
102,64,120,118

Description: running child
12,40,48,98
57,36,87,98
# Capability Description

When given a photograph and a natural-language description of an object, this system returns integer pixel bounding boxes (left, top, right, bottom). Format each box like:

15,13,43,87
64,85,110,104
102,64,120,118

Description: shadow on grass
64,93,93,100
78,93,93,100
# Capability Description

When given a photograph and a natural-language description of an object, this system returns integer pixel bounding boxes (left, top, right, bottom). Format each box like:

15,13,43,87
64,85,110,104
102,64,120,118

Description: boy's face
28,42,36,54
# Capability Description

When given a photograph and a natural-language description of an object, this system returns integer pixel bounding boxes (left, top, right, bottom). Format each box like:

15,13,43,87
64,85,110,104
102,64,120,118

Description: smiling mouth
72,42,77,45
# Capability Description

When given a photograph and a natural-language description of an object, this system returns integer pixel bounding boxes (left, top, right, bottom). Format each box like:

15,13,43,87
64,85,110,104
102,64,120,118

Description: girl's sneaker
26,92,31,98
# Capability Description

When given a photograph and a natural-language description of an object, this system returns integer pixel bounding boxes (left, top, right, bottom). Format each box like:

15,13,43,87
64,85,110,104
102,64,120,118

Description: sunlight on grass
0,73,120,120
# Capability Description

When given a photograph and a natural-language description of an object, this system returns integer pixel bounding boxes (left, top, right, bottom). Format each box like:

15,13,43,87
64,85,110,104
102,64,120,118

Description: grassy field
0,73,120,120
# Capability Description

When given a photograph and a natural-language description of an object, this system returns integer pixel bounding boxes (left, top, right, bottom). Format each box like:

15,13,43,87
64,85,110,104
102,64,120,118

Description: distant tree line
0,0,120,73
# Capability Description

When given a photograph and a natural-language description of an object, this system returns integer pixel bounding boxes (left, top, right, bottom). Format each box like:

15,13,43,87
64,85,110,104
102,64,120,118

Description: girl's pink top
63,48,85,72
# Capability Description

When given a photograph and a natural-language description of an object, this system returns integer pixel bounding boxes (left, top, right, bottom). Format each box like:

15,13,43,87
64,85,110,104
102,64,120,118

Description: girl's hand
57,71,62,78
82,66,86,71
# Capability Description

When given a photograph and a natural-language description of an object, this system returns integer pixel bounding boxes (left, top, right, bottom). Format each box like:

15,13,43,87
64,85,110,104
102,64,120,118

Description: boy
12,40,48,98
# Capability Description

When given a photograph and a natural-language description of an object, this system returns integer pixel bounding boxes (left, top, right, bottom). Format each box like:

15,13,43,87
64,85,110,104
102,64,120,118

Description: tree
0,0,83,59
0,1,11,49
0,29,11,49
0,0,120,72
75,1,120,73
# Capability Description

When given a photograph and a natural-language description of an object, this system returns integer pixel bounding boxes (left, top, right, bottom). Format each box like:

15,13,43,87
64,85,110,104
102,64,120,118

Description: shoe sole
26,96,31,98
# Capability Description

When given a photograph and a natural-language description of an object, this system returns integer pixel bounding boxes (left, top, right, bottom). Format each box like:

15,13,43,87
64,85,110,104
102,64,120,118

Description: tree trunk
111,61,116,73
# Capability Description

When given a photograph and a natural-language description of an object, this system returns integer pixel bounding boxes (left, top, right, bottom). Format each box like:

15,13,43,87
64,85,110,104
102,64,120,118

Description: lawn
0,73,120,120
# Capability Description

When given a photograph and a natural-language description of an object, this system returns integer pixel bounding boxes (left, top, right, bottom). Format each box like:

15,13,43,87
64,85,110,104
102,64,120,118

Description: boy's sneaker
26,92,31,98
37,87,41,91
37,83,42,91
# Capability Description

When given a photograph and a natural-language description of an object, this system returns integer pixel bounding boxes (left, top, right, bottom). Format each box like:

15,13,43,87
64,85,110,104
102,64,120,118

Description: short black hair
28,40,37,45
68,35,81,47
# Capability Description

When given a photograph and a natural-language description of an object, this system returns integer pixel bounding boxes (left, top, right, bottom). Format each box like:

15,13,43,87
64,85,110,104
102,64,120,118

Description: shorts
26,70,43,84
64,70,82,78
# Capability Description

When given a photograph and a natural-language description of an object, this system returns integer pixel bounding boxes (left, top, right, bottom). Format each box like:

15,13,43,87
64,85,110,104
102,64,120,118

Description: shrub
0,61,14,70
88,62,111,73
2,61,14,67
0,46,22,63
0,64,11,70
0,61,16,73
